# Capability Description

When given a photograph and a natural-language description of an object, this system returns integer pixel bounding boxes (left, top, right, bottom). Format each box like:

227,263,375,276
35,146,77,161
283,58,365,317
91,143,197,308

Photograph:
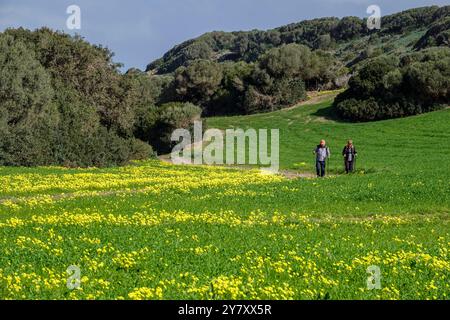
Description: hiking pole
327,146,330,177
313,153,317,177
327,156,330,176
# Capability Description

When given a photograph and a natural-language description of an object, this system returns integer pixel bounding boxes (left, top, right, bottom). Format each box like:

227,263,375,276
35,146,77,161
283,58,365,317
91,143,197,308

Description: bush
335,48,449,121
415,17,450,49
174,60,223,106
332,16,364,40
0,29,156,167
145,102,202,154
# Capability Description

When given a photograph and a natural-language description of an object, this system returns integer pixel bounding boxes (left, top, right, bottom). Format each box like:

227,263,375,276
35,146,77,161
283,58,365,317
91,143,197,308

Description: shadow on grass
311,104,353,123
327,167,379,175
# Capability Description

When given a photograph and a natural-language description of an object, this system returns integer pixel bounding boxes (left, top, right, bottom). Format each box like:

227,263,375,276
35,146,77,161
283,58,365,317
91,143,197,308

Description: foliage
415,16,450,49
174,60,223,106
0,28,158,166
1,5,449,165
141,102,202,154
334,48,450,121
1,99,449,299
166,44,344,116
145,6,449,75
143,5,449,119
332,16,364,41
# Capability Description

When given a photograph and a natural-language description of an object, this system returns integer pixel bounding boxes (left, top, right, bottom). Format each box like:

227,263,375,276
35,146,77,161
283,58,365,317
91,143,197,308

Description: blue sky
1,0,448,71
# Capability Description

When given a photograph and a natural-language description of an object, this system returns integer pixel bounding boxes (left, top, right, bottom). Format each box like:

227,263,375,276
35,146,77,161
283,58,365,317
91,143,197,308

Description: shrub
335,48,449,121
174,60,223,106
146,102,202,154
0,29,155,167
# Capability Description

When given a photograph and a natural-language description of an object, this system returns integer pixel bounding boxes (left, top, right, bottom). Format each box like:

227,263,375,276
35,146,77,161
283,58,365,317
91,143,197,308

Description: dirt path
282,91,339,111
158,155,326,180
158,91,342,179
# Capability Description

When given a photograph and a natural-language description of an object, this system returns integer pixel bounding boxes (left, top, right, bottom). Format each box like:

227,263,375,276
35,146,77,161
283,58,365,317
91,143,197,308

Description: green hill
143,5,449,119
208,93,450,174
1,6,448,167
146,6,449,74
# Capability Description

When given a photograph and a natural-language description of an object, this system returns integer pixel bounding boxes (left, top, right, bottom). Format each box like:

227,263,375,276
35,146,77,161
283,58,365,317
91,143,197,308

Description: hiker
342,140,357,174
313,139,331,177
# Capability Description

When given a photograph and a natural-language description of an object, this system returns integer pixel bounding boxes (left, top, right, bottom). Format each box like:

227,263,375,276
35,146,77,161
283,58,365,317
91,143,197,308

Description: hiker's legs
345,160,350,173
320,161,326,177
348,160,354,172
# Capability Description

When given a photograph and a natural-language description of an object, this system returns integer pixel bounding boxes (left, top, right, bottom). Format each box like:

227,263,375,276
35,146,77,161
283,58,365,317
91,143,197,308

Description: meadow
0,98,449,300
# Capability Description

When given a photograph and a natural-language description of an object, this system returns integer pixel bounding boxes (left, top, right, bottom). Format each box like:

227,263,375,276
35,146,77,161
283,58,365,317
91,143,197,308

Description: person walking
342,140,357,174
313,139,331,177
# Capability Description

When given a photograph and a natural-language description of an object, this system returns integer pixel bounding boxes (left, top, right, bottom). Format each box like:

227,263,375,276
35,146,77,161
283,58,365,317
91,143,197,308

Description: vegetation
145,5,449,118
139,102,202,154
146,6,449,74
334,47,450,121
415,16,450,49
1,99,449,299
207,95,450,173
165,44,344,116
0,28,204,165
0,29,152,166
1,5,449,162
0,4,448,301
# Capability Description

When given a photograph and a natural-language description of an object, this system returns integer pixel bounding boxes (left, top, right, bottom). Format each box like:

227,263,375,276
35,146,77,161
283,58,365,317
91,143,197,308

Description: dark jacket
342,146,357,161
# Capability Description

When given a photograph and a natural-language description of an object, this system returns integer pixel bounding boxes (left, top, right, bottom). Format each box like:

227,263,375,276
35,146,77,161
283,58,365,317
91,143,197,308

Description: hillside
208,94,450,173
1,5,448,167
146,6,449,74
142,5,449,119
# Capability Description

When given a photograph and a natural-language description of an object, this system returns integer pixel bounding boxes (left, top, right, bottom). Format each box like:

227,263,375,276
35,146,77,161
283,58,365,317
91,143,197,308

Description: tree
0,29,154,166
332,17,364,40
174,60,223,106
148,102,202,154
415,17,450,49
404,51,450,101
335,48,449,121
258,44,318,80
347,55,400,97
0,35,57,166
0,35,54,126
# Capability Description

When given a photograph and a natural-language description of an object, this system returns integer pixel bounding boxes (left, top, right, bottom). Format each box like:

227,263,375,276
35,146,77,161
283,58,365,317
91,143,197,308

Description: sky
0,0,448,71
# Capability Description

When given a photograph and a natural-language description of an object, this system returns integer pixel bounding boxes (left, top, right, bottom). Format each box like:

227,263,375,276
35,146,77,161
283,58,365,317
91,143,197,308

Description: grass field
0,98,449,300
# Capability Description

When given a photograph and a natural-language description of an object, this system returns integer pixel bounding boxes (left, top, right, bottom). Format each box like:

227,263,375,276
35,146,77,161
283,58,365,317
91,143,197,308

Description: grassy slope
208,96,450,174
0,98,449,300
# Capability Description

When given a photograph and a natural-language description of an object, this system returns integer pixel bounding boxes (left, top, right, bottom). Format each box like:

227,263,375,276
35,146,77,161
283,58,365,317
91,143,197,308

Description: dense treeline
1,6,449,166
0,28,200,166
415,16,450,49
146,6,450,74
169,44,345,116
145,5,449,120
334,47,450,121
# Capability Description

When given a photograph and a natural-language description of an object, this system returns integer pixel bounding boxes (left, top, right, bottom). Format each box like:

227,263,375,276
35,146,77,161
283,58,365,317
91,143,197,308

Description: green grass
208,98,450,174
0,99,449,300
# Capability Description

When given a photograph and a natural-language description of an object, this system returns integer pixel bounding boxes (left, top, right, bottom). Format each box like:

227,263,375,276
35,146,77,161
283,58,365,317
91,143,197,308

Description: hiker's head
347,140,353,147
320,140,326,147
